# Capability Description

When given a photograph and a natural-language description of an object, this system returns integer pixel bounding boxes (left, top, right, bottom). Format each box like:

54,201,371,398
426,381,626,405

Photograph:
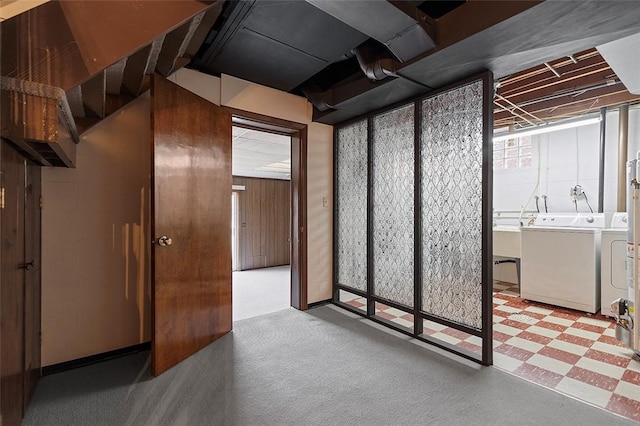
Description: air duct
305,0,435,63
353,40,398,81
300,82,335,112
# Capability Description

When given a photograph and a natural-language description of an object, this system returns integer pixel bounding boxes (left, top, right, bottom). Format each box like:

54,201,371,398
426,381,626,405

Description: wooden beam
184,2,225,59
66,85,85,117
500,67,616,106
495,91,640,127
0,88,77,167
1,90,58,142
436,0,543,49
145,36,166,75
1,136,53,167
155,15,202,77
81,70,106,118
105,59,127,95
498,49,600,89
122,44,153,97
1,0,214,90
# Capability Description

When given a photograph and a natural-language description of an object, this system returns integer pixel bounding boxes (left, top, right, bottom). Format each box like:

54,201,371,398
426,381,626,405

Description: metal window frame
333,71,494,366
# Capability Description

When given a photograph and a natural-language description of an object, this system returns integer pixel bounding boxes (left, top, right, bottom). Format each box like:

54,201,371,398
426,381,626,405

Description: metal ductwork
353,40,398,81
300,82,335,112
305,0,435,63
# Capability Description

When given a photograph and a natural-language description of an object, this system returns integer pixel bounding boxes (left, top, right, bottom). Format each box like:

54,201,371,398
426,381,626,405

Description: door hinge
39,195,43,209
0,187,4,209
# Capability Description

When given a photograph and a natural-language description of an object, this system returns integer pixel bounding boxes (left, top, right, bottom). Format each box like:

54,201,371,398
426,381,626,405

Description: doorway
226,108,308,312
0,140,42,425
231,125,292,320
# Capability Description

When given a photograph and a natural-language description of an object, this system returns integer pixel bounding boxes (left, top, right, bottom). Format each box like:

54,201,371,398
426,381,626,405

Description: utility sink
493,226,521,258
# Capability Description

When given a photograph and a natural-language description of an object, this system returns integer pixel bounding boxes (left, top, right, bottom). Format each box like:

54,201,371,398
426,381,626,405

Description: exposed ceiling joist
495,48,640,129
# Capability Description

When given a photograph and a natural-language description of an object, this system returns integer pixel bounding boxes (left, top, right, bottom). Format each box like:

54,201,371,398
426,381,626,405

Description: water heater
614,158,640,357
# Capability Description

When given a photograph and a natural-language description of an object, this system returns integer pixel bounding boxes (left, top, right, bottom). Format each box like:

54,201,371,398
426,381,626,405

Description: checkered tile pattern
493,281,640,422
339,286,640,422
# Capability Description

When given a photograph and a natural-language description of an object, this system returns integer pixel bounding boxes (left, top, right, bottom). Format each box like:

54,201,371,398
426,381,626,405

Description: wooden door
24,164,42,409
1,141,26,426
150,75,232,376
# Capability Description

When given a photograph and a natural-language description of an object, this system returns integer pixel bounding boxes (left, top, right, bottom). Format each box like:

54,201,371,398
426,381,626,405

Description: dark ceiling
190,0,640,126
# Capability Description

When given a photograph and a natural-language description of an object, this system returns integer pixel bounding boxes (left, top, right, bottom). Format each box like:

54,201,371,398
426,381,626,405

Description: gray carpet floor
24,305,635,426
233,266,290,321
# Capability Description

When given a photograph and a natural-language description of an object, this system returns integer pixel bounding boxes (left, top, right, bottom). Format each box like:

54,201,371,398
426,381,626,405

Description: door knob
20,261,34,270
157,236,173,247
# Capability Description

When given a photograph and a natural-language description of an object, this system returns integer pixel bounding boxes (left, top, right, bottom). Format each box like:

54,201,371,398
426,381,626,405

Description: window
493,136,532,170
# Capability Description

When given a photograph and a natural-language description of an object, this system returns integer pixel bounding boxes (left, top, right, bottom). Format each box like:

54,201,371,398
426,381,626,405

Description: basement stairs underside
0,0,224,167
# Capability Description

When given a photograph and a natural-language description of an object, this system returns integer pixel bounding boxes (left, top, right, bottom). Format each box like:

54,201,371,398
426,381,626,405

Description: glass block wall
372,105,415,308
334,74,491,361
420,81,484,330
335,119,368,292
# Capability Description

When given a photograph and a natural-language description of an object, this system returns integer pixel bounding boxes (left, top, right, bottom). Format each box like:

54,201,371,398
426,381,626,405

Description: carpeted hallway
24,306,634,425
233,265,291,321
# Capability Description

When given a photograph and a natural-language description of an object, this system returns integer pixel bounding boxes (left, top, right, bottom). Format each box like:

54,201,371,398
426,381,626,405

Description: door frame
231,191,240,272
224,107,308,311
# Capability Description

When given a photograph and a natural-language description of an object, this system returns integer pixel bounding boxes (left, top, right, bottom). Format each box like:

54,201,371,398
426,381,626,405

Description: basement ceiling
232,127,291,180
191,0,640,126
494,48,640,129
4,0,640,170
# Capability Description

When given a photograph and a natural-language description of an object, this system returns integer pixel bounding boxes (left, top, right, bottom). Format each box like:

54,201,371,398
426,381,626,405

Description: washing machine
601,212,628,317
520,213,605,313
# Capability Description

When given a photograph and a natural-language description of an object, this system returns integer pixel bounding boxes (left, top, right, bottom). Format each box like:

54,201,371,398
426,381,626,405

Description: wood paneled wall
233,177,290,270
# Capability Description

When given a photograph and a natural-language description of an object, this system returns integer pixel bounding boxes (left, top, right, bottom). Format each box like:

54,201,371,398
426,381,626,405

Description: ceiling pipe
599,107,607,213
352,41,398,81
618,103,629,211
543,62,561,78
300,82,335,112
506,79,622,110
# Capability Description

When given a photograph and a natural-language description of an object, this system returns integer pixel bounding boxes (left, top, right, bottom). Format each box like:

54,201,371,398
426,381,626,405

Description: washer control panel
534,213,606,228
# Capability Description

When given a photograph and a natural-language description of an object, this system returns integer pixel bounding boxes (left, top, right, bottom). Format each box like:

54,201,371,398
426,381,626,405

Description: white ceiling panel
232,127,291,180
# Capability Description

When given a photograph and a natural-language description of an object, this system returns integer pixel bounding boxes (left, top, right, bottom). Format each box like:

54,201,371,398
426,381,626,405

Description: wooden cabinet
0,140,42,426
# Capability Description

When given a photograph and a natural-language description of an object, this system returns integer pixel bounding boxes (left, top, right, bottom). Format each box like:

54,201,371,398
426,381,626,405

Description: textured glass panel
372,104,414,307
420,80,484,330
336,119,368,291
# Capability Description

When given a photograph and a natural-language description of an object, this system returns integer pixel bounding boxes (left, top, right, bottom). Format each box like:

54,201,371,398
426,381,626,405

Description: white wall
494,107,640,282
170,69,334,305
41,95,151,366
40,70,333,366
495,108,640,217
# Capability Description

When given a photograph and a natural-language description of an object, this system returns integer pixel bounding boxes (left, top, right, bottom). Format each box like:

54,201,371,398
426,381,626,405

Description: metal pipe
598,107,606,213
544,62,561,78
507,79,621,109
618,104,629,211
633,177,640,352
495,93,543,124
493,100,537,127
